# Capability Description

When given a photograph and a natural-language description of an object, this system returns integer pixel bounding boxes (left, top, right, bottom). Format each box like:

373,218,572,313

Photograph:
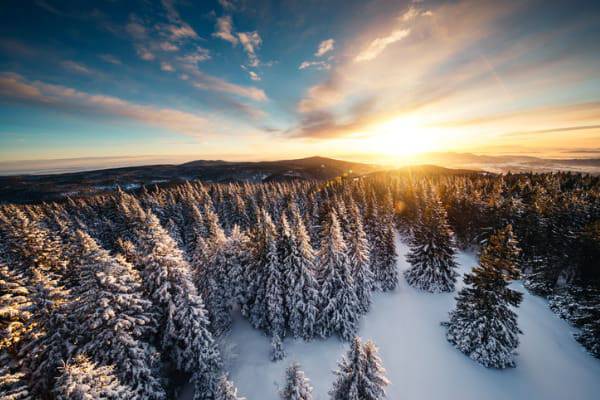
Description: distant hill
0,156,381,204
2,153,599,204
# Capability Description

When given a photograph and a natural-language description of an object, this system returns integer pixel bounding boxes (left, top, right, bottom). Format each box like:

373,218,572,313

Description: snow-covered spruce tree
19,267,73,397
280,362,313,400
69,230,165,399
265,214,290,361
316,211,360,341
285,206,319,340
127,205,223,399
361,340,389,400
329,337,389,400
329,337,364,400
53,355,133,400
404,189,458,293
206,224,251,335
204,250,233,336
0,206,68,279
443,225,523,368
195,201,227,291
549,286,600,358
214,374,245,400
243,208,278,332
346,201,374,314
0,260,31,352
270,333,286,362
0,350,31,400
371,217,398,292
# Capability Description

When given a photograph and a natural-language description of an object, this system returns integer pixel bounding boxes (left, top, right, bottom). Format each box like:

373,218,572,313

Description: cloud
123,9,263,105
354,28,410,62
160,62,175,72
0,72,222,137
159,41,179,52
238,31,262,67
126,14,157,61
61,60,94,75
160,0,198,40
137,47,156,61
178,47,211,64
212,16,263,67
213,15,238,45
190,73,266,101
299,60,331,70
315,39,335,57
218,0,239,11
125,15,147,40
292,1,531,140
176,59,267,101
98,54,122,65
248,71,260,81
296,75,343,113
352,5,432,63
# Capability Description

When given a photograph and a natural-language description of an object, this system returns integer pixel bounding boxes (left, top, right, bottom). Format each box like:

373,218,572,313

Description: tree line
1,169,599,398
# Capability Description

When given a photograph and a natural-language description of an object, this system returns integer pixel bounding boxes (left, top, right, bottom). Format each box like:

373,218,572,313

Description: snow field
199,238,600,400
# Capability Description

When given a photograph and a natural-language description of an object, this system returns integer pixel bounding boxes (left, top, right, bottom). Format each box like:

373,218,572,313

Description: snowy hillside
193,238,600,400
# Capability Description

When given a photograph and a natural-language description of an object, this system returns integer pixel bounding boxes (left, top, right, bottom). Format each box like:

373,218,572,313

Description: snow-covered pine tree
204,255,233,337
19,267,73,397
127,205,223,399
404,189,458,293
0,350,31,400
443,225,523,368
329,337,389,400
265,214,288,360
0,206,68,281
53,355,133,400
376,222,398,292
70,229,165,399
270,333,286,362
243,209,277,332
204,201,227,250
0,260,31,352
280,362,313,400
203,224,251,336
214,374,245,400
346,201,374,313
285,206,319,340
329,336,364,400
361,340,389,400
316,211,359,341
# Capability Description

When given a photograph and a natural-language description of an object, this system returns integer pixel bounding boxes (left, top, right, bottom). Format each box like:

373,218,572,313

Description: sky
0,0,599,170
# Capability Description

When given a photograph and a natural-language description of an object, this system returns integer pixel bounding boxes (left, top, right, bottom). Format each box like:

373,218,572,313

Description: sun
364,115,439,157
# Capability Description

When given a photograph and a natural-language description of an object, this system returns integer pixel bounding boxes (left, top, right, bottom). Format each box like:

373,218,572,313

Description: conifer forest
1,170,599,399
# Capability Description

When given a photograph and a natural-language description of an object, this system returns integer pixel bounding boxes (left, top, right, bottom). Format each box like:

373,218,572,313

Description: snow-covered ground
184,238,600,400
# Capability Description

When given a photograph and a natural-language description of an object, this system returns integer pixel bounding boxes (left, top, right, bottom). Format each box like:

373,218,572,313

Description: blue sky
1,0,599,169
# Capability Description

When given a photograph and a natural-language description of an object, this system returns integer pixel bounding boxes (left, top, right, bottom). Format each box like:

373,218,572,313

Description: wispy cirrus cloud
291,0,599,156
160,62,175,72
354,6,432,62
61,60,95,75
213,15,238,45
354,29,410,62
0,72,228,137
299,38,335,71
299,60,331,71
98,54,122,65
159,0,199,40
121,5,265,104
218,0,239,12
237,31,262,67
315,39,335,57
